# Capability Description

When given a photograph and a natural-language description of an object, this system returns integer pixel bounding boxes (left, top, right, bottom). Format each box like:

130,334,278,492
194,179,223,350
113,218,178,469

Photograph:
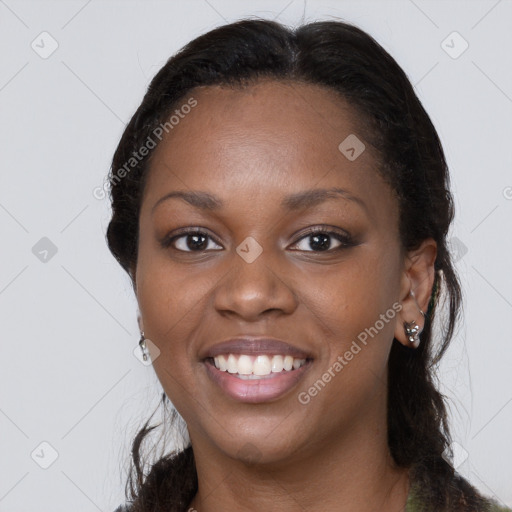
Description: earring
403,309,425,348
139,331,150,361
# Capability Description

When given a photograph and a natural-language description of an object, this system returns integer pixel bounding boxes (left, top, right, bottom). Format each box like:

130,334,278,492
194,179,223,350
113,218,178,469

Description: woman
107,18,510,512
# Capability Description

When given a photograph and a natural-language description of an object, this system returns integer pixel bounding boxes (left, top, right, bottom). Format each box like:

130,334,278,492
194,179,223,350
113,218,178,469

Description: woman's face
135,80,414,464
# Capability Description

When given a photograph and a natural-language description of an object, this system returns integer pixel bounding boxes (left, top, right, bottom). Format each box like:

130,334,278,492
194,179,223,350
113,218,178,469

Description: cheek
301,246,400,366
135,246,209,366
135,260,207,417
293,257,399,424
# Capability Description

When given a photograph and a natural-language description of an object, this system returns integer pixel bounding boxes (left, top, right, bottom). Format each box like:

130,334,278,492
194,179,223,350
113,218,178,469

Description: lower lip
203,359,313,403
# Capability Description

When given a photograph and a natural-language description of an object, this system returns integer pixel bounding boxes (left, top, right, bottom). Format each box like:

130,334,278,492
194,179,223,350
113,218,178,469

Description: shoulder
487,500,512,512
407,462,511,512
113,506,132,512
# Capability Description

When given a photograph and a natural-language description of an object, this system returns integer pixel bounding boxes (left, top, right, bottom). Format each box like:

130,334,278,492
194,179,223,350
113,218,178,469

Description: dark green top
405,477,511,512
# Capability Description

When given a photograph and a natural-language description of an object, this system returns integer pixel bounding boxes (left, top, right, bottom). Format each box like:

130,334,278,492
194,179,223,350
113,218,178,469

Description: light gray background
1,0,511,510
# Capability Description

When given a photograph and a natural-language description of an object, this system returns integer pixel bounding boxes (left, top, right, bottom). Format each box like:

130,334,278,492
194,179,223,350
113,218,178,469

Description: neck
187,412,410,511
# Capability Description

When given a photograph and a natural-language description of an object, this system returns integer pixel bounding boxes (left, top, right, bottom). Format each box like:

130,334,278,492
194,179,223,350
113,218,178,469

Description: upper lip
200,336,313,360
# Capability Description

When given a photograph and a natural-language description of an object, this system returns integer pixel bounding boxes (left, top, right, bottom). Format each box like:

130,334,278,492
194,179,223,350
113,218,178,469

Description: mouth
199,336,315,403
208,353,309,376
202,353,314,403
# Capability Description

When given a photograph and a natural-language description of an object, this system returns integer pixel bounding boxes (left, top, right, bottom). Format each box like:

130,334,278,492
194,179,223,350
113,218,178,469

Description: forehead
143,80,392,220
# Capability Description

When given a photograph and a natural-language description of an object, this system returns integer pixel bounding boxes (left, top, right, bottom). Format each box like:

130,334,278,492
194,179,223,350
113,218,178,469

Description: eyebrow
151,187,368,215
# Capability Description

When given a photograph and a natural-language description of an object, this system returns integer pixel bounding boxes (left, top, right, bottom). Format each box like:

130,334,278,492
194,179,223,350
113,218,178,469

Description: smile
213,353,308,376
203,354,313,403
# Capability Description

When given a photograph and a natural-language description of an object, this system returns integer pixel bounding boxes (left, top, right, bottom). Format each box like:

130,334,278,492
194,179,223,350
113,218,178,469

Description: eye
161,226,354,254
290,226,354,252
161,228,223,252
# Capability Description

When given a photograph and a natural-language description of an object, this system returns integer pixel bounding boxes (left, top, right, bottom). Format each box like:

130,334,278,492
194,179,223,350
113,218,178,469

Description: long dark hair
107,18,492,512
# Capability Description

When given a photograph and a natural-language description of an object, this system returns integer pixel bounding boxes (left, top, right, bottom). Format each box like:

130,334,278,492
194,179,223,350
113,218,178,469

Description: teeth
227,354,238,374
238,355,253,375
212,354,307,376
217,355,227,372
271,355,284,372
253,355,271,376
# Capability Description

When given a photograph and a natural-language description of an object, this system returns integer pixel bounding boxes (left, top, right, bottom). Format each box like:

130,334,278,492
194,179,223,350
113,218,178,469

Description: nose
213,246,298,322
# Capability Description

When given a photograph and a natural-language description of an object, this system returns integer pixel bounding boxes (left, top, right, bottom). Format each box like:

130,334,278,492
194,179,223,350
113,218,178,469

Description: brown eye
290,226,354,252
161,229,223,252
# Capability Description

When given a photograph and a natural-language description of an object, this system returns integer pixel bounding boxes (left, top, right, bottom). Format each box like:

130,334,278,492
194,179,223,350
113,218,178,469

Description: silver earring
139,331,149,361
403,310,425,348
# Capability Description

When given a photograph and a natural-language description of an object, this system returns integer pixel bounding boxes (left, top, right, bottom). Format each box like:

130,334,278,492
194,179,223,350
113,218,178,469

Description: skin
134,80,437,512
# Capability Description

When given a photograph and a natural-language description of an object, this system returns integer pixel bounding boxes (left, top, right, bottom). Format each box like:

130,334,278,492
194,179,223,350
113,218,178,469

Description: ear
137,311,144,334
129,264,137,292
394,237,437,348
130,265,143,333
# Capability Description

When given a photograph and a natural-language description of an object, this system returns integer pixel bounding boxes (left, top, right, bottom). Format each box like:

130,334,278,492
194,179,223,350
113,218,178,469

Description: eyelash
160,225,355,253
